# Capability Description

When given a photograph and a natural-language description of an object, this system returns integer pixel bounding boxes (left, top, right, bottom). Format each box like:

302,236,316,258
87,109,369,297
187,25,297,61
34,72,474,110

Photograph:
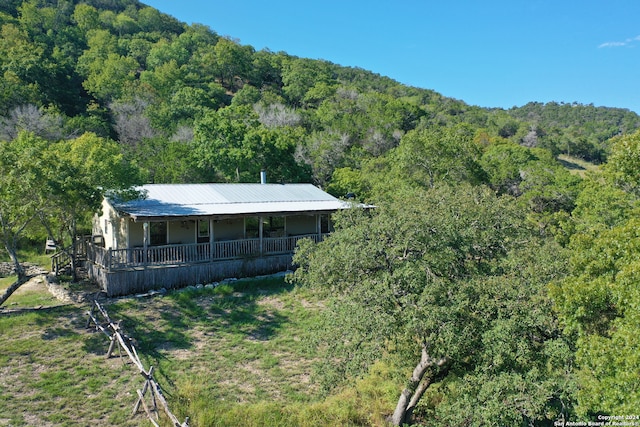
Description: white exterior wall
213,218,245,240
94,199,127,250
128,220,145,247
168,220,196,244
286,215,317,236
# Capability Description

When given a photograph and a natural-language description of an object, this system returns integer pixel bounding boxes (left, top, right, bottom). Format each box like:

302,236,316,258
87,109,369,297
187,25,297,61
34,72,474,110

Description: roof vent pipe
260,170,267,184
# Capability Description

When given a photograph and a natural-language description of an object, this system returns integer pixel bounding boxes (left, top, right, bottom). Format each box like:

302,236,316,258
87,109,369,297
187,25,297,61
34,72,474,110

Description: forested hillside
2,0,640,426
1,0,638,188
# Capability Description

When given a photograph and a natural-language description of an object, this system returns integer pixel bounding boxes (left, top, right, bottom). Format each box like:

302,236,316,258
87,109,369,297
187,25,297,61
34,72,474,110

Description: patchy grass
26,252,53,270
0,275,400,426
0,276,15,288
106,278,322,408
0,247,52,270
0,275,60,309
0,306,141,427
558,154,600,177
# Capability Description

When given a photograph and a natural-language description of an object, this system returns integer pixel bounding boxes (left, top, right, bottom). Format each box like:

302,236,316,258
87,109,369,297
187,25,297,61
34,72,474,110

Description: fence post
86,301,189,426
106,320,121,358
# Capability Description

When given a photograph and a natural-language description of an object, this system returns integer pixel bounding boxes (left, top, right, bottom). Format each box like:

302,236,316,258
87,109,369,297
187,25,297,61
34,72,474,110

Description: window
320,214,331,233
149,222,167,246
266,216,285,237
198,220,209,243
245,217,259,238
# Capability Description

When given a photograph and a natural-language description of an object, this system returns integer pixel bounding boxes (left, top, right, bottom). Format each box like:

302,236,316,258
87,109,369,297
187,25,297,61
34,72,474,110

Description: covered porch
88,211,331,296
89,182,350,295
94,210,330,268
84,229,326,296
86,232,325,270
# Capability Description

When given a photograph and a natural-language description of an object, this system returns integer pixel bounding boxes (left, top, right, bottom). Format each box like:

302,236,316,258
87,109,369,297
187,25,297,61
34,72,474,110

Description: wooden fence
86,301,189,427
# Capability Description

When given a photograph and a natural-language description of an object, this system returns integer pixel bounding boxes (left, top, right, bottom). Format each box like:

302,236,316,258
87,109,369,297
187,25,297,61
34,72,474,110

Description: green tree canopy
603,129,640,195
0,131,49,289
391,124,487,189
292,184,571,425
550,214,640,416
193,105,310,183
42,132,143,279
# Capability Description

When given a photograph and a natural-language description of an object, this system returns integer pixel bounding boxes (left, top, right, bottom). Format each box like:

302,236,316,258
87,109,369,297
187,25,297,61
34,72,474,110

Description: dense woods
2,0,640,425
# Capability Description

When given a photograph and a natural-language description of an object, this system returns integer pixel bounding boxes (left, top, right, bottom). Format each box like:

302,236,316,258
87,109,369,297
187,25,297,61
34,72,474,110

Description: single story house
86,180,353,296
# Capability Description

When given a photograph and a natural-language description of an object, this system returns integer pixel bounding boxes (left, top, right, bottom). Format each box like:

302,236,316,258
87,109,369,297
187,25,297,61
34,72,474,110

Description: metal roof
112,183,351,220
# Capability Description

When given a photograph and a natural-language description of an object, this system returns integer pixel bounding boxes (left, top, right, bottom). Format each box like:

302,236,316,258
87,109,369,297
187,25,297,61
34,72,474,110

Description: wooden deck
83,234,325,296
85,234,325,271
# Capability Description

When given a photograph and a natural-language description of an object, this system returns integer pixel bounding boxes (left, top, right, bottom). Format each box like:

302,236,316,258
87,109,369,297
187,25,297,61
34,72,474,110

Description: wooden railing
51,249,72,275
50,236,91,277
86,234,326,271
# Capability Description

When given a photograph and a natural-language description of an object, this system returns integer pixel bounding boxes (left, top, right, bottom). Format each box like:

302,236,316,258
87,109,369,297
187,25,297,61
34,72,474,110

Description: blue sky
142,1,640,113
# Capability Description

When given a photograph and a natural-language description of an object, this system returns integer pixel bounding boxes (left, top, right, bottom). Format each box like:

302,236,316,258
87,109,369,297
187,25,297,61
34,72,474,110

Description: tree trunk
0,245,29,307
67,219,78,282
405,361,450,423
390,345,448,426
0,275,31,307
36,211,58,247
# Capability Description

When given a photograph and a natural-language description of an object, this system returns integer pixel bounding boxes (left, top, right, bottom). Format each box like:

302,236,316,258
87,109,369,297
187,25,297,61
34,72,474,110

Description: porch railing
86,234,326,271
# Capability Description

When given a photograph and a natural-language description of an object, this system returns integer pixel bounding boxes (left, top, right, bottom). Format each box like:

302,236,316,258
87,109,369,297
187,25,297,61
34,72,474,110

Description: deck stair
50,237,89,280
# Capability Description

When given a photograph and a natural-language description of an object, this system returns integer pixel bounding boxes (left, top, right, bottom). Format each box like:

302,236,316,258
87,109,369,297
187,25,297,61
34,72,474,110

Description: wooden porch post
316,214,321,238
143,222,149,265
209,219,214,260
259,216,264,254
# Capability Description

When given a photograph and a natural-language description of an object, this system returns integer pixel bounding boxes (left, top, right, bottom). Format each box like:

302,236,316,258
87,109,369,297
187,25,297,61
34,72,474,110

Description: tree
0,104,64,141
292,184,571,425
145,86,219,134
193,105,258,181
244,125,311,183
480,141,583,217
109,96,156,149
427,241,574,425
392,124,487,189
603,129,640,195
0,132,49,306
567,177,635,235
211,37,254,90
295,130,352,186
139,58,184,98
113,12,138,36
43,132,142,280
194,104,310,183
326,166,368,199
281,57,334,107
82,52,139,101
480,140,536,196
311,90,421,158
76,27,139,102
550,215,640,416
72,3,100,33
516,149,583,214
549,135,640,416
230,84,261,106
75,28,117,76
0,23,45,110
254,102,301,128
138,137,212,184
